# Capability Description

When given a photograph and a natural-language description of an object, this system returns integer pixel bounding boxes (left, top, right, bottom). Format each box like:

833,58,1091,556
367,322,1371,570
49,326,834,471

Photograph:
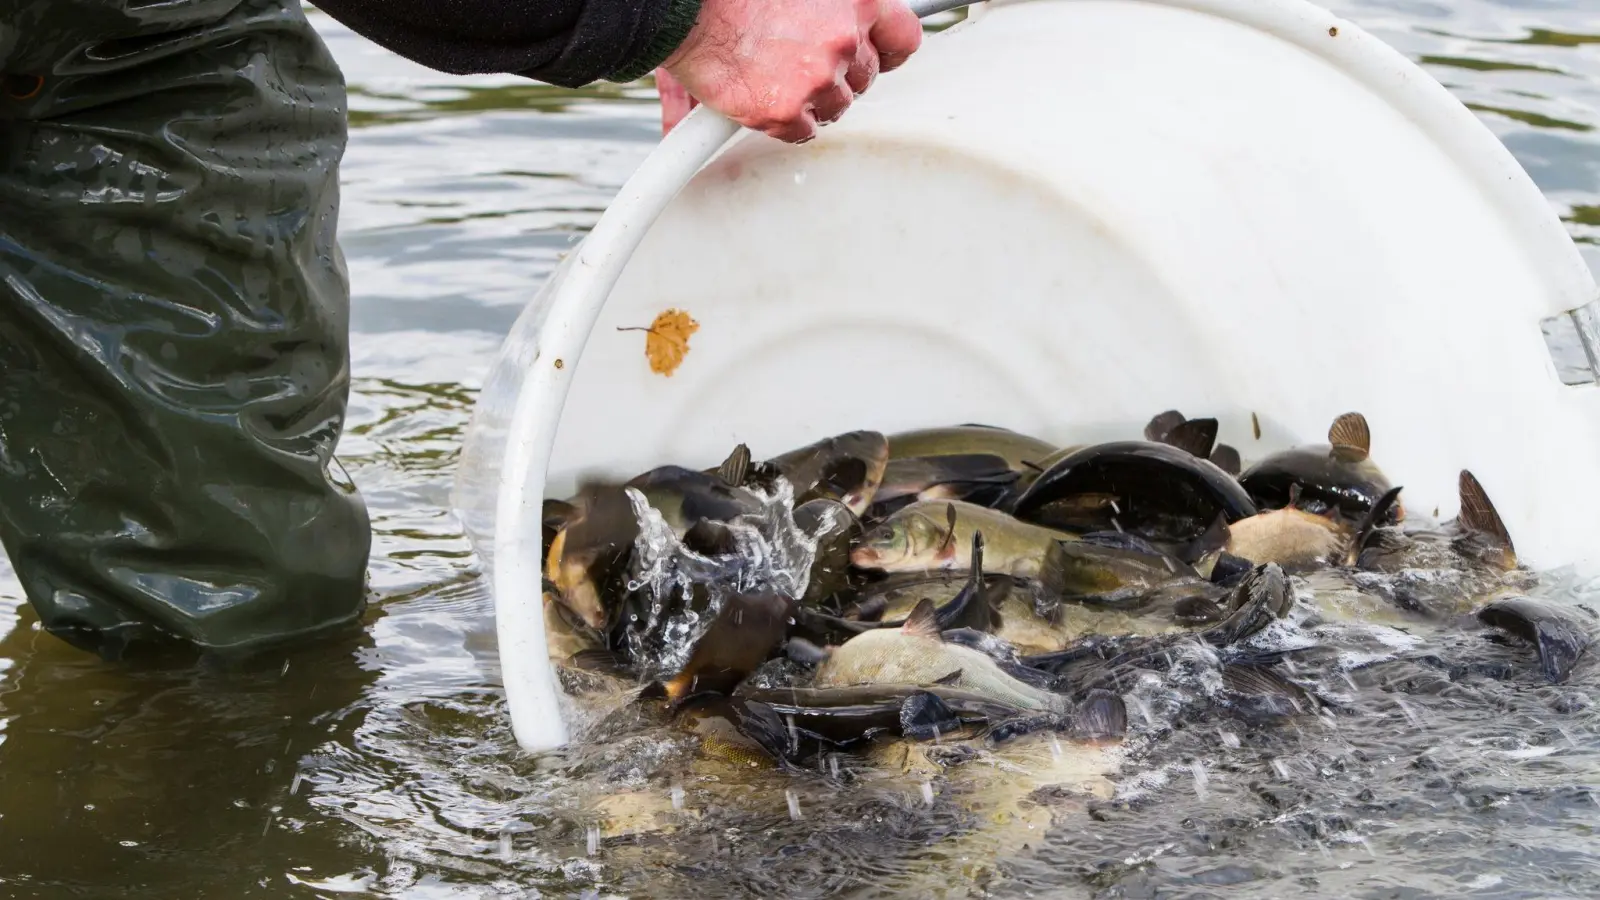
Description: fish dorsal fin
902,598,943,639
968,530,986,582
1210,443,1242,477
932,669,963,686
1287,482,1304,508
717,443,752,487
1346,484,1404,564
1145,409,1187,442
1163,417,1219,459
1328,412,1371,462
1187,512,1232,564
1458,469,1514,555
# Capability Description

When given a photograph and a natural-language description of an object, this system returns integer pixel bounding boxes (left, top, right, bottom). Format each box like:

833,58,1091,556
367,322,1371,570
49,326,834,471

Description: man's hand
659,0,923,143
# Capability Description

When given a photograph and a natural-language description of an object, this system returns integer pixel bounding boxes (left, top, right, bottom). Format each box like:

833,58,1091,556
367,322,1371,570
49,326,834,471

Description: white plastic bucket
452,0,1600,752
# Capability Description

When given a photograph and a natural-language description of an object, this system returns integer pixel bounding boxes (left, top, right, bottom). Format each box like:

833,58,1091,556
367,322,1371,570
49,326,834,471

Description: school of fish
539,410,1596,773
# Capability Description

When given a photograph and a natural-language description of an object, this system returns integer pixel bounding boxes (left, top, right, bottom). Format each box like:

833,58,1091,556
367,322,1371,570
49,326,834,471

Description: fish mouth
849,545,885,568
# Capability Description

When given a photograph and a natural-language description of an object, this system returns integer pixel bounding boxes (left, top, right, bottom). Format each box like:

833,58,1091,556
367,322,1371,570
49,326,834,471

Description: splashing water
620,479,834,681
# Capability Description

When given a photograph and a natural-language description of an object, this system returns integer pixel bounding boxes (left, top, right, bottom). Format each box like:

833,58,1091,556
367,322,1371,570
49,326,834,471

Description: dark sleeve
309,0,702,88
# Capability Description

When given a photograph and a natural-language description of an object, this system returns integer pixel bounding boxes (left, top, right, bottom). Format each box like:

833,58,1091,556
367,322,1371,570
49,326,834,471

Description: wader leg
0,0,371,658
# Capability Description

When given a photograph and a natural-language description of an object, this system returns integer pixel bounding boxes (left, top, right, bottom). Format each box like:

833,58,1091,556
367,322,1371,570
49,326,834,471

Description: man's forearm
310,0,701,87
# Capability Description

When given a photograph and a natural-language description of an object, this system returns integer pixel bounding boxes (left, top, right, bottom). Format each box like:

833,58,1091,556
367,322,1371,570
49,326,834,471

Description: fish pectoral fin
932,669,963,686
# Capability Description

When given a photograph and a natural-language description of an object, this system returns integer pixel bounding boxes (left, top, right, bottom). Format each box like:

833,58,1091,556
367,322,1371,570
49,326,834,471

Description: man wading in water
0,0,922,660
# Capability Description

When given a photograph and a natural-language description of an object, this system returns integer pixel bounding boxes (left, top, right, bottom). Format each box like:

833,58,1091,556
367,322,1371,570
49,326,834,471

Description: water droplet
290,773,305,795
119,840,138,848
1049,736,1063,759
921,782,935,807
499,831,515,862
586,823,601,856
1271,758,1291,779
1219,730,1240,750
83,804,95,811
280,660,290,677
786,789,803,820
793,170,807,185
1190,760,1209,800
671,784,685,811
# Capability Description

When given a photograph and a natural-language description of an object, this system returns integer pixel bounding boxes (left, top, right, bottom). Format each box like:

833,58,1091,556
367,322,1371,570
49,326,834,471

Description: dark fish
886,425,1059,471
1020,563,1291,690
545,480,643,631
793,498,864,607
662,591,796,702
726,684,1032,759
868,453,1022,518
789,532,1008,645
748,430,890,515
1476,596,1597,684
1356,471,1522,597
1008,440,1258,543
1237,411,1402,525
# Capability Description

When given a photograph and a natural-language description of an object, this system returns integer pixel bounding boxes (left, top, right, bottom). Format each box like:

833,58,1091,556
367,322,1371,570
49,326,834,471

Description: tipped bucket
453,0,1600,751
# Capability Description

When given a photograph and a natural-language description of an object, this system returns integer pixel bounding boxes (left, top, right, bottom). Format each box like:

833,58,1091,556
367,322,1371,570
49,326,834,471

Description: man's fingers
870,0,922,72
845,41,880,95
811,78,854,124
764,109,820,144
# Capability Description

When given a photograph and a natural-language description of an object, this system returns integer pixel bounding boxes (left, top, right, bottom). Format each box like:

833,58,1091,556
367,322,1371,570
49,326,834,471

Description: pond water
1,1,1598,897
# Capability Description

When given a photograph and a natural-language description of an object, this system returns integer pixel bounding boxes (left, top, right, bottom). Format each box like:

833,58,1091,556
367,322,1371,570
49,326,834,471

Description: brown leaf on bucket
620,308,699,377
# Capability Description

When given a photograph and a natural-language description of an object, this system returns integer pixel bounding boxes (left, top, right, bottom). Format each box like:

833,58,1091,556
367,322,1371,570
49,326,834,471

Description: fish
1352,470,1531,617
1224,484,1403,572
868,453,1022,518
813,596,1075,714
545,480,643,631
1019,562,1293,690
1476,596,1598,684
790,532,1008,646
849,499,1076,580
1237,411,1402,525
793,498,864,607
886,424,1059,471
662,591,796,703
1007,440,1258,544
745,430,890,516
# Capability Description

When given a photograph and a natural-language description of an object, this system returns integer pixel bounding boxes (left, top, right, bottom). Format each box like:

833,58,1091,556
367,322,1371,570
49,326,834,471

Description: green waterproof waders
0,0,371,659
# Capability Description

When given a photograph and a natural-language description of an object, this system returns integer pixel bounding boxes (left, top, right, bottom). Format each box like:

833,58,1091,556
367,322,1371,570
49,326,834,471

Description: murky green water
2,1,1598,897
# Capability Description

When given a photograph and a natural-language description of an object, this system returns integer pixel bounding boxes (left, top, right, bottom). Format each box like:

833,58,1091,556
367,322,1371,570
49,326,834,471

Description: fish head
849,508,951,572
768,430,889,514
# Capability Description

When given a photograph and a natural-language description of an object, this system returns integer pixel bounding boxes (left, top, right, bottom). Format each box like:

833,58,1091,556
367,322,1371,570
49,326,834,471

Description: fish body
1226,507,1349,571
815,600,1072,714
886,425,1058,470
1009,440,1258,543
850,499,1074,579
750,430,889,515
1237,412,1401,524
